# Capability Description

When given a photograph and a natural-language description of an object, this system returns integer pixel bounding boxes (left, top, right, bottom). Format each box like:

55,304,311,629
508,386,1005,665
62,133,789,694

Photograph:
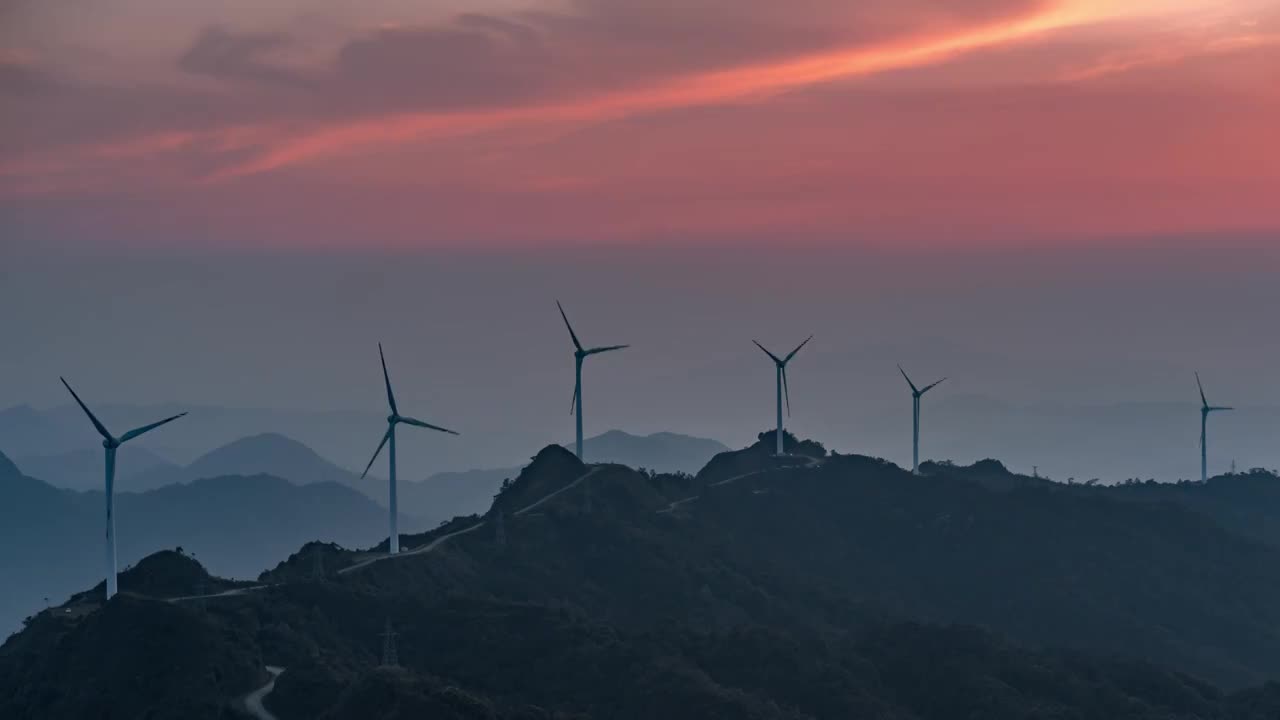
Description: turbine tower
753,336,813,455
898,365,946,474
1196,372,1233,483
360,344,458,554
558,301,628,461
60,377,186,600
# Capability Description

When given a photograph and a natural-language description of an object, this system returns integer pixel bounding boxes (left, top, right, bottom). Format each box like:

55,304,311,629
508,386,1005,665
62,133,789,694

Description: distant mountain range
11,426,727,525
6,432,1280,718
135,432,362,489
0,449,388,638
565,428,728,474
9,431,360,493
1,400,740,482
12,444,180,492
0,428,728,633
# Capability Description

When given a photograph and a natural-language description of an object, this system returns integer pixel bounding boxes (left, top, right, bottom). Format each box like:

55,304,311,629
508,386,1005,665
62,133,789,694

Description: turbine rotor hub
388,414,399,425
102,438,119,449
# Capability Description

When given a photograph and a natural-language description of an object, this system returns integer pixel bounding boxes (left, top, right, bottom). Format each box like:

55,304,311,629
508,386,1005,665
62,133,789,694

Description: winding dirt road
513,466,603,517
162,466,605,597
243,666,284,720
166,584,271,603
657,456,822,514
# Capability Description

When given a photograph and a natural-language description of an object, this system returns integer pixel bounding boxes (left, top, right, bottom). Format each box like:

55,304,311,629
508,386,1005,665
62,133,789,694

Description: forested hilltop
5,433,1280,719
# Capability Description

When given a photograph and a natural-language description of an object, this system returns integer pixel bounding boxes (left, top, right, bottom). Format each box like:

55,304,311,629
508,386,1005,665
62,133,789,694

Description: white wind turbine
897,365,946,474
1196,372,1233,483
558,301,628,461
60,377,186,600
753,336,812,455
360,344,458,554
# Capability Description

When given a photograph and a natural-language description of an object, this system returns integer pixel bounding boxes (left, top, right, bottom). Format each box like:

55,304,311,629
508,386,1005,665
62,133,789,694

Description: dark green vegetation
402,430,730,528
1099,470,1280,551
3,434,1280,719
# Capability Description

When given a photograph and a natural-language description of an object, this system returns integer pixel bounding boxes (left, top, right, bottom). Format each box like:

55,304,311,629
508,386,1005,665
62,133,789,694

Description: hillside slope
1099,470,1280,550
5,437,1280,718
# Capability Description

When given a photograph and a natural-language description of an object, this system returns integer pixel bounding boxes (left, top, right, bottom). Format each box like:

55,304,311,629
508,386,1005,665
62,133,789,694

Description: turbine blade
1195,372,1208,409
783,366,792,417
398,416,460,435
784,334,814,363
556,301,584,352
897,365,919,394
361,427,392,479
753,340,782,365
1209,406,1234,412
920,378,947,395
119,413,187,443
586,344,629,355
379,343,398,415
59,377,113,441
570,383,579,415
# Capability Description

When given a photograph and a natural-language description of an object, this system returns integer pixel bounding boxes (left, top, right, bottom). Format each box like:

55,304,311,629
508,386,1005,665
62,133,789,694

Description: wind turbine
1196,372,1233,483
898,365,946,474
753,336,813,455
360,344,458,554
60,377,186,600
558,301,628,461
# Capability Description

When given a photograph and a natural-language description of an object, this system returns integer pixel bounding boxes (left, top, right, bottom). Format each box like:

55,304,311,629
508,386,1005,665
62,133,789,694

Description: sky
1,1,1278,481
2,0,1278,245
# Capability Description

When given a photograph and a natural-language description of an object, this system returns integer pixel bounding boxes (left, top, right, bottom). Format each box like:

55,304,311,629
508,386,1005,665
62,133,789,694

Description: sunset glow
2,0,1276,247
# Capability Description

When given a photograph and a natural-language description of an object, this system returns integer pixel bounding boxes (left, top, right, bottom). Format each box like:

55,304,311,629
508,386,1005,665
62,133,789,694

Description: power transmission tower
380,618,399,668
1032,466,1039,479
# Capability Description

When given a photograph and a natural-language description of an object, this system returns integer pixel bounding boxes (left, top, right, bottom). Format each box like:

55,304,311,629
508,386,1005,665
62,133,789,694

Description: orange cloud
207,3,1072,179
2,0,1277,247
85,0,1280,182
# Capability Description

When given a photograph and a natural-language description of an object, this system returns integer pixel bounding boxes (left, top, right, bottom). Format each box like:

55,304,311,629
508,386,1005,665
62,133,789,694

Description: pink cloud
1,0,1277,247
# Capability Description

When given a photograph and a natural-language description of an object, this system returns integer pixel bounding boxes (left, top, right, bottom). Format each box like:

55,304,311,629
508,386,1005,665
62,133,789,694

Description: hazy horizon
4,240,1278,483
